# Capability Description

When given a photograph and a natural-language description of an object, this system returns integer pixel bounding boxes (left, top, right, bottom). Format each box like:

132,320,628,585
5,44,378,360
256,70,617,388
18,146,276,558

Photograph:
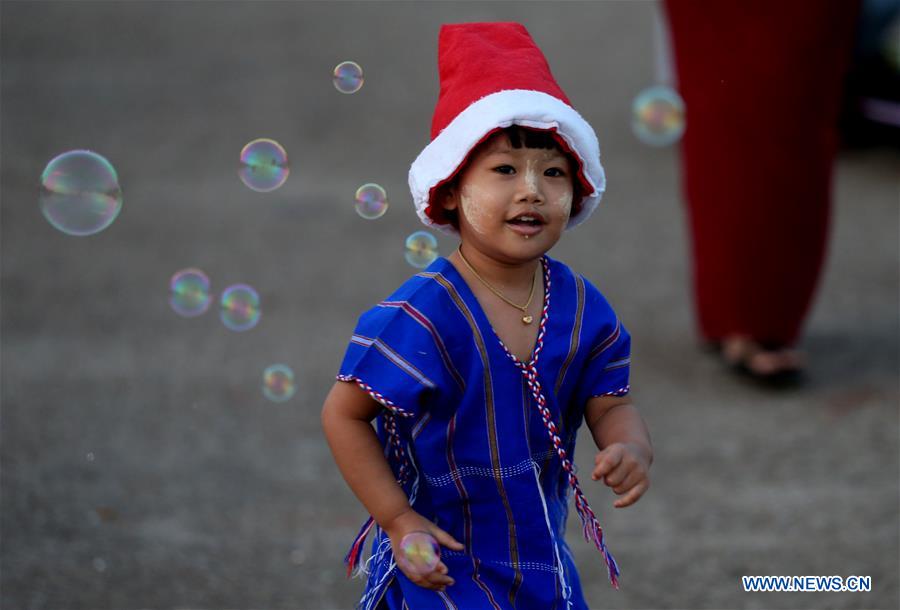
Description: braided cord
495,257,620,589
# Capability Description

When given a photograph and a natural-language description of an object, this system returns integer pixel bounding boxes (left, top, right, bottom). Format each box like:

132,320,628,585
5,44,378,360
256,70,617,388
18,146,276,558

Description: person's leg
664,0,860,377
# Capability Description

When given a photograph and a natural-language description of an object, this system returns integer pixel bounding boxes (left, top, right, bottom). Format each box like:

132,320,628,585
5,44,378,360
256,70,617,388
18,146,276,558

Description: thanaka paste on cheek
460,184,492,235
555,191,573,220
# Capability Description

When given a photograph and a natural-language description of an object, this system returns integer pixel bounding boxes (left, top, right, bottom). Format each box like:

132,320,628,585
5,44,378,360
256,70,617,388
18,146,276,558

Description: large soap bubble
398,532,440,576
39,150,122,236
631,85,686,147
239,138,290,192
404,231,439,269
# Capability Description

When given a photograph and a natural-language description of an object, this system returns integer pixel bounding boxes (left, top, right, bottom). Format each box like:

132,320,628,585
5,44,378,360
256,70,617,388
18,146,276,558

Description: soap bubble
399,531,440,575
354,183,389,219
333,61,364,94
631,85,685,147
404,231,438,269
169,268,212,317
239,138,289,192
220,284,261,331
39,150,122,236
263,364,296,402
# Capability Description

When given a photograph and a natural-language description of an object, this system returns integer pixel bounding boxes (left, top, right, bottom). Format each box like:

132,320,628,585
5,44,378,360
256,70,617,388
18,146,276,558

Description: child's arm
321,380,464,591
584,395,653,508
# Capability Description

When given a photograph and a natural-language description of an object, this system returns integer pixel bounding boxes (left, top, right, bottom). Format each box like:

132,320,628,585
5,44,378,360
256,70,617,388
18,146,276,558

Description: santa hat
408,22,606,234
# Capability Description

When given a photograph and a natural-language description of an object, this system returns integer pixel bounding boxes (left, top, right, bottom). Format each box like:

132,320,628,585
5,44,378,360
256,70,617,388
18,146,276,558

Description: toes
747,351,780,374
748,348,805,375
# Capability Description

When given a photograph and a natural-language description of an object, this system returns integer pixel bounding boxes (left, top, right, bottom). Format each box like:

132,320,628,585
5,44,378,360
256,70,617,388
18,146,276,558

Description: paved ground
1,2,897,609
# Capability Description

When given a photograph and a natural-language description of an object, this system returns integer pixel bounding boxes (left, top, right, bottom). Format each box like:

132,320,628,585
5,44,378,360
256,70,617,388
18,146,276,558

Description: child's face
442,132,574,264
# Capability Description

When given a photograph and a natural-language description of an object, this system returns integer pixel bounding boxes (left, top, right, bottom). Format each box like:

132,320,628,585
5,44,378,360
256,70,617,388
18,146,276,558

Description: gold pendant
522,315,534,325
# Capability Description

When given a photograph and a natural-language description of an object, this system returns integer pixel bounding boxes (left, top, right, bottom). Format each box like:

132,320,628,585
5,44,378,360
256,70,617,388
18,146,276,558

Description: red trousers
664,0,860,346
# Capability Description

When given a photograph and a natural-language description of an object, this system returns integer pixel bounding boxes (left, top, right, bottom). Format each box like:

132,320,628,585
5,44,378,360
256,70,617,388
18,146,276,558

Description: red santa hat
409,22,606,234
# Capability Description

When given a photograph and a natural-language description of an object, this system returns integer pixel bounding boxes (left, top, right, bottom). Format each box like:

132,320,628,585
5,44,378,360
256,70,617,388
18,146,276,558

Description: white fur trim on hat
408,89,606,235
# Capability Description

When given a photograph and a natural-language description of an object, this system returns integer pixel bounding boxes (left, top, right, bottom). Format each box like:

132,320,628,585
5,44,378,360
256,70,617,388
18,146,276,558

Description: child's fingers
591,448,623,480
399,566,428,589
609,469,643,494
423,575,454,590
431,526,465,551
613,480,649,508
402,565,453,591
424,561,455,588
601,462,632,488
405,561,453,591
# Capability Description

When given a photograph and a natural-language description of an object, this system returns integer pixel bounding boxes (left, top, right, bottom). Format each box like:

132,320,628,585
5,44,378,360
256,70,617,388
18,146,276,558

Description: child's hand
591,442,651,508
382,508,465,592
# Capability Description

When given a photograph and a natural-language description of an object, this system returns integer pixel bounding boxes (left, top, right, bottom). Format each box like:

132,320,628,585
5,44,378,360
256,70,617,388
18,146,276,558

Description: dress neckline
435,255,552,367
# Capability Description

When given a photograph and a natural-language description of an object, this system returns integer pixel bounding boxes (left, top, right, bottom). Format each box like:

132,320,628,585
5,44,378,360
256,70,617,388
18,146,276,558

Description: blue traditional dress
337,255,631,610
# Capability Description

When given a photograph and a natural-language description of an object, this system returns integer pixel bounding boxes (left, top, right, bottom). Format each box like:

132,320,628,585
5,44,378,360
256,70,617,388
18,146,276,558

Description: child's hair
435,125,584,230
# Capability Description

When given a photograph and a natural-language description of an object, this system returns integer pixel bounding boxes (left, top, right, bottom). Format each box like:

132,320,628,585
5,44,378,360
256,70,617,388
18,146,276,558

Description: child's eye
493,165,516,175
545,167,567,177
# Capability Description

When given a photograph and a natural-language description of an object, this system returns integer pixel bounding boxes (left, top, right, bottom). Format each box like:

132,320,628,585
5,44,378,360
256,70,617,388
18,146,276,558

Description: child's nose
516,195,542,207
516,186,545,205
516,174,545,203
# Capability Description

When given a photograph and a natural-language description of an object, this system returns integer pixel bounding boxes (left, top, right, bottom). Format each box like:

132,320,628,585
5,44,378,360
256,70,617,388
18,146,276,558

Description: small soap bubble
333,61,364,94
169,268,212,317
92,557,107,573
263,364,296,402
404,231,439,269
354,183,389,220
39,150,123,236
399,532,440,575
631,85,686,147
239,138,289,192
220,284,261,332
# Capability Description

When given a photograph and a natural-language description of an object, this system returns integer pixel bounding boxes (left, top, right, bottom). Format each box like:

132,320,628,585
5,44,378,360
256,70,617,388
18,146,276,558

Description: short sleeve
574,319,632,406
337,304,450,420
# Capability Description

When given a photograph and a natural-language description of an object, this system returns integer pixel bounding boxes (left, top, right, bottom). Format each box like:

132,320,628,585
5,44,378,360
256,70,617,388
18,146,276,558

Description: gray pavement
1,2,898,609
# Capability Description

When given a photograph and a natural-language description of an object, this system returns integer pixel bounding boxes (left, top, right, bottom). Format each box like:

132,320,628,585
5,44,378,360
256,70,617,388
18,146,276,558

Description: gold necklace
456,246,537,325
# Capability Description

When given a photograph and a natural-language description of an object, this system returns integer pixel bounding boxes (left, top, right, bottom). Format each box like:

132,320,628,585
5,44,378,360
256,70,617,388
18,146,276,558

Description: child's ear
441,185,459,212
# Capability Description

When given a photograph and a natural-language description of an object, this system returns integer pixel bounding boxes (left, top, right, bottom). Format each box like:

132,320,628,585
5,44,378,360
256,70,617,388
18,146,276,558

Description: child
321,22,652,610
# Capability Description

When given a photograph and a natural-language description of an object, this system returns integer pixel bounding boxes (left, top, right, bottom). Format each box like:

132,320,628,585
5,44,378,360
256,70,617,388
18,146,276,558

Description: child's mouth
506,214,545,236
